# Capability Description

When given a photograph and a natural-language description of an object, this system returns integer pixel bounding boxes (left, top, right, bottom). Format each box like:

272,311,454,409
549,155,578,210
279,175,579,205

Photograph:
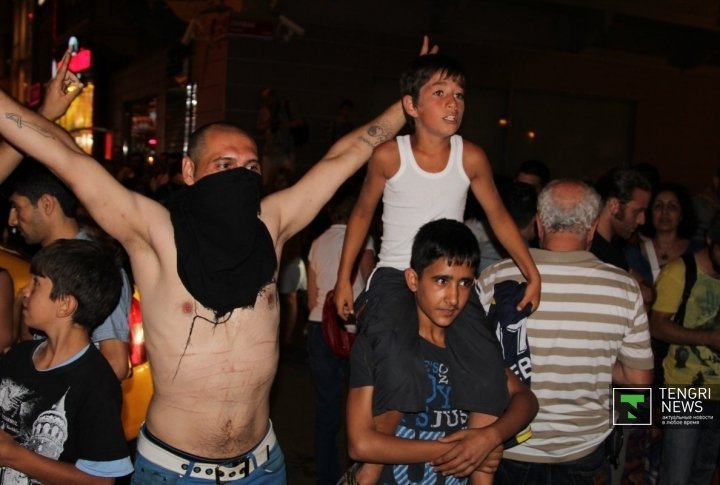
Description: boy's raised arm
0,88,153,251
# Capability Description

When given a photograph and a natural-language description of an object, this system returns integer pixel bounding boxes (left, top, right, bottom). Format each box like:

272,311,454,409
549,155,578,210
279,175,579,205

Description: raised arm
0,89,160,257
466,144,541,312
260,100,404,248
0,48,83,183
260,35,438,252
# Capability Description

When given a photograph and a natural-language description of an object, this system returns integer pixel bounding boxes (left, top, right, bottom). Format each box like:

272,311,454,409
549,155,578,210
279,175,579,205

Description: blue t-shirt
378,339,468,485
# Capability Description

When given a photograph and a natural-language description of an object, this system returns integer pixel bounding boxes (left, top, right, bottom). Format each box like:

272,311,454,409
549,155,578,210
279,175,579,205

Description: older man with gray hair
479,179,654,485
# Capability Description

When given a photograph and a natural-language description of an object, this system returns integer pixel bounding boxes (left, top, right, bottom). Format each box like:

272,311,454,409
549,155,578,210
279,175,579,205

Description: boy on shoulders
334,51,540,319
346,219,537,484
0,239,133,484
335,47,540,464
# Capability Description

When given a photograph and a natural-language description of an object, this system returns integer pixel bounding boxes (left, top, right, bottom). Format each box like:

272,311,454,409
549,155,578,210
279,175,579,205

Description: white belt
137,422,277,481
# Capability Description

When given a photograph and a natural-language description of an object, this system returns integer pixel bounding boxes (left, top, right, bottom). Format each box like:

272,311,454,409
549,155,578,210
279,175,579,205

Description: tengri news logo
612,388,652,426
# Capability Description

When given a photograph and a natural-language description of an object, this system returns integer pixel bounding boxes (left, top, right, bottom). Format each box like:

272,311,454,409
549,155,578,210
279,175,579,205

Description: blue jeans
659,402,720,485
131,429,286,484
495,443,610,485
307,321,348,485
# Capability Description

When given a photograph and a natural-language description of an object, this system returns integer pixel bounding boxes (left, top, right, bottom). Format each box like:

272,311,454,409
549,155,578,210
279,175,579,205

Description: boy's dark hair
400,54,466,128
410,219,480,276
594,166,651,206
517,159,551,188
502,182,538,230
11,159,78,217
30,239,122,332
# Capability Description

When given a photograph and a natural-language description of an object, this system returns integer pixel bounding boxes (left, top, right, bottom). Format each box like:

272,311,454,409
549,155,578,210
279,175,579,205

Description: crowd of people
0,35,716,485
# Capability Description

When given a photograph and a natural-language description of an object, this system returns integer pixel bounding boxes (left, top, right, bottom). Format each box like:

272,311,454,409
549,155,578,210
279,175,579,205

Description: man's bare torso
136,210,282,459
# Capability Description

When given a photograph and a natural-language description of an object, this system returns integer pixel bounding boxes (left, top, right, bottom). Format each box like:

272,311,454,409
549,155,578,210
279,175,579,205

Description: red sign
57,49,92,73
68,49,92,72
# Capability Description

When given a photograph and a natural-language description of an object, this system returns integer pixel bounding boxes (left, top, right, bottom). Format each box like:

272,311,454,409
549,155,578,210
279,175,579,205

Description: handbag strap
673,253,697,326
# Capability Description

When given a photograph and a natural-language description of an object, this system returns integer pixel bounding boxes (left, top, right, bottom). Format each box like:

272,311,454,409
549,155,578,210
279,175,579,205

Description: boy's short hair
410,219,480,276
400,54,466,127
30,239,122,332
11,159,78,217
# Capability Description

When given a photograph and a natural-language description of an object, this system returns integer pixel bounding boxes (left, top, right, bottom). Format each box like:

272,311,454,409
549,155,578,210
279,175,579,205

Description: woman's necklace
654,238,678,263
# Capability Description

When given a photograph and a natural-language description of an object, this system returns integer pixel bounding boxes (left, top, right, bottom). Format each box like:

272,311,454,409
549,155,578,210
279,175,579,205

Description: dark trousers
495,443,610,485
307,322,348,485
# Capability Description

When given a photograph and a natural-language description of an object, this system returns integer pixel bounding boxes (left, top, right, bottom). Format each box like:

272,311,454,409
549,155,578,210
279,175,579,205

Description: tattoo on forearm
359,136,374,148
359,122,389,148
4,113,55,140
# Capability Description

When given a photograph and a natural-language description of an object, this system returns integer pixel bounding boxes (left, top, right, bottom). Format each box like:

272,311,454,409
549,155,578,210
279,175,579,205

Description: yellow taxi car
0,245,153,441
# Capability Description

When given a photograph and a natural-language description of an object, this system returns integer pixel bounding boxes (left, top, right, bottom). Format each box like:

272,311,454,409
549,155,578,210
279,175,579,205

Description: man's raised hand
39,48,84,121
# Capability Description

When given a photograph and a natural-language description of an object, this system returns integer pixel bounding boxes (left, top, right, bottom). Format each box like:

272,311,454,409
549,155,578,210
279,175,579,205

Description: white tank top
377,134,470,270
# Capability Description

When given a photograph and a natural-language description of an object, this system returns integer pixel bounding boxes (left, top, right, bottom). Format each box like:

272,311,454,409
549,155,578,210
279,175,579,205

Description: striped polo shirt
478,248,653,463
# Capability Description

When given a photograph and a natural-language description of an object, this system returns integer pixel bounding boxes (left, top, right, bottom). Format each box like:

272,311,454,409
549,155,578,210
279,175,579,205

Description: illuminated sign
52,48,92,79
68,49,92,72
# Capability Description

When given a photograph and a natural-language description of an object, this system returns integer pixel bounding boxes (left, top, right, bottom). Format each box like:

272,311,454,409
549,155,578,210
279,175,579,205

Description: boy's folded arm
0,430,112,485
433,414,503,478
435,369,538,476
353,411,404,484
346,386,454,464
490,369,538,443
476,445,503,474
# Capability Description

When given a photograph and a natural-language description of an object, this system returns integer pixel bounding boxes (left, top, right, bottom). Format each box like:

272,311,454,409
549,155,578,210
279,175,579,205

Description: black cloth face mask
167,168,277,317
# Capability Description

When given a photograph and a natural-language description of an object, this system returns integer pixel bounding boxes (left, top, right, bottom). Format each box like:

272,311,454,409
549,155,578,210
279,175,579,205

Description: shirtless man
0,41,423,482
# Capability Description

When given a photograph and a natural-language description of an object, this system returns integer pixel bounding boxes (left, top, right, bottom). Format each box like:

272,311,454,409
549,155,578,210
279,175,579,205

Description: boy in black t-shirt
0,239,133,483
346,219,537,484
